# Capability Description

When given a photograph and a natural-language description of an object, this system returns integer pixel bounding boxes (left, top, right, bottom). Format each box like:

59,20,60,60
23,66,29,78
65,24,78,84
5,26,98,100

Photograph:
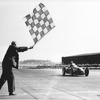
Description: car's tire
85,67,89,76
71,68,74,76
62,67,66,76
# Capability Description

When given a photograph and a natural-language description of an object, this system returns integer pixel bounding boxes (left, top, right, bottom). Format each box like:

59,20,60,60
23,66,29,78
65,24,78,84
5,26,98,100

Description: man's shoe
9,92,16,96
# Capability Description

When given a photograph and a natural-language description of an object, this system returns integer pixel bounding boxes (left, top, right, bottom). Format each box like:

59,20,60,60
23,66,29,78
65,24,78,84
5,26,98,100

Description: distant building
62,53,100,64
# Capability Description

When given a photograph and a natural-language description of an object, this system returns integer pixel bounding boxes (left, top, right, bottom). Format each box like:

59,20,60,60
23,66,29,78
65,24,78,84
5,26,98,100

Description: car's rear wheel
85,67,89,76
62,67,66,76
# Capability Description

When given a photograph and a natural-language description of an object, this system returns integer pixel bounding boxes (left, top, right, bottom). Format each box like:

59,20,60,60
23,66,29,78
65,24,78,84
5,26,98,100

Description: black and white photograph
0,0,100,99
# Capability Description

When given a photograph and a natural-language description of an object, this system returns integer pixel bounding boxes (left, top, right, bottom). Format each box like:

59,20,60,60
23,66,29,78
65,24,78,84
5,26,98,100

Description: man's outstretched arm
16,45,34,52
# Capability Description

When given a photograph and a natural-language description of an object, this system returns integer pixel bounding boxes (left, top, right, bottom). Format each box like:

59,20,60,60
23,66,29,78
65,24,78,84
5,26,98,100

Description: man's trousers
0,72,15,93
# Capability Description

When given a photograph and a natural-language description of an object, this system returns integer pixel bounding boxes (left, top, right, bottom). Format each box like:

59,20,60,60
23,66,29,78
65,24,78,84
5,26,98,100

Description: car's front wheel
70,68,74,76
62,67,66,76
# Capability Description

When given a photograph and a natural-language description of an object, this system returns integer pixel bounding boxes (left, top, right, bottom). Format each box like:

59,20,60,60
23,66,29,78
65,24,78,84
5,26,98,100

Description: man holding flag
0,2,55,96
0,41,33,95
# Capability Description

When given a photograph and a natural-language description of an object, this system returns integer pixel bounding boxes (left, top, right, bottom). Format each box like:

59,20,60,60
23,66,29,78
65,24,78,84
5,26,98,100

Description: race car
62,62,89,76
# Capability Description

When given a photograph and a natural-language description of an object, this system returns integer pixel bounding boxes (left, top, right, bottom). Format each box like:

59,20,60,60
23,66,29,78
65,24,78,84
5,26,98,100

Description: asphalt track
0,68,100,100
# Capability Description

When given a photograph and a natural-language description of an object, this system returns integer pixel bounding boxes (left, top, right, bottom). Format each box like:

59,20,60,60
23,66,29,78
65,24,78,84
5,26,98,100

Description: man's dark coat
2,45,28,73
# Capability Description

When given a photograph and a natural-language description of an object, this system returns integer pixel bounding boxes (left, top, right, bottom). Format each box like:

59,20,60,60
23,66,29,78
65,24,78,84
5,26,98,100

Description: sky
0,0,100,62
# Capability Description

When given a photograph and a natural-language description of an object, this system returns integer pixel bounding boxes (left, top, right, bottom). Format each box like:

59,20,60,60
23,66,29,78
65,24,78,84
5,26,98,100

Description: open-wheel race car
62,62,89,76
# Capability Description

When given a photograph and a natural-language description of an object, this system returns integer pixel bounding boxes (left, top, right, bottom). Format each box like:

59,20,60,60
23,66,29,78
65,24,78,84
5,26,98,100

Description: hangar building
62,53,100,64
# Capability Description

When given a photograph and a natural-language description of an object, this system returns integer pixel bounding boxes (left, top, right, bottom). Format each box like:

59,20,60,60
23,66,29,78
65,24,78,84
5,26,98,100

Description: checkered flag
24,3,55,46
